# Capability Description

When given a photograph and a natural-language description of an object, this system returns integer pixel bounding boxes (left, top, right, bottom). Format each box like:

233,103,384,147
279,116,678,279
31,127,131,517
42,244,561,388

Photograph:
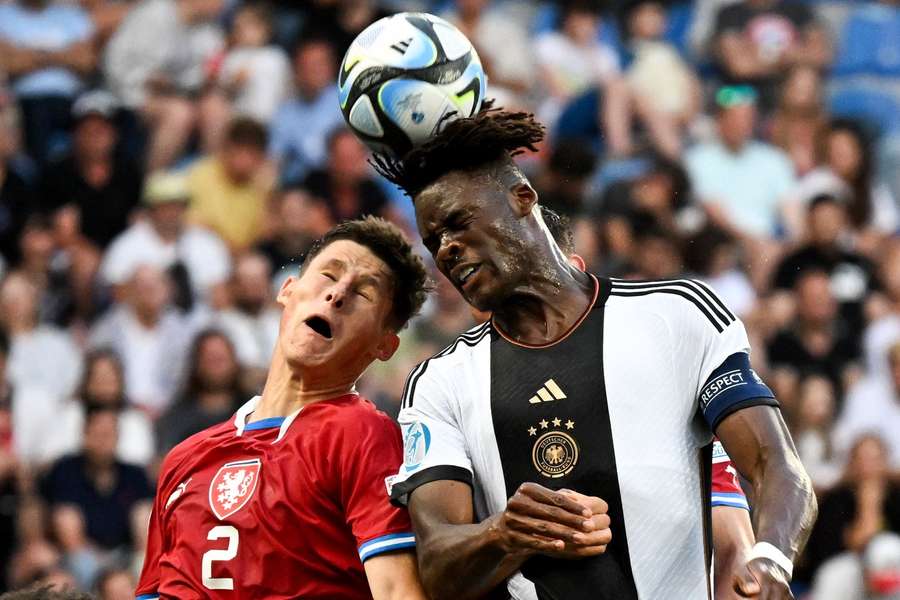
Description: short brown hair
225,116,268,150
301,217,431,330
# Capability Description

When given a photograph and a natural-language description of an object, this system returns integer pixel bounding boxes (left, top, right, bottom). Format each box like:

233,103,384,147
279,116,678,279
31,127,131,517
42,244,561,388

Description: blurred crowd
0,0,899,597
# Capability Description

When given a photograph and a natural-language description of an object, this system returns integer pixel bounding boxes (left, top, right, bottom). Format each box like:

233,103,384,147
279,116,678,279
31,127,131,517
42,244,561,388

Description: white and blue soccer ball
338,12,486,156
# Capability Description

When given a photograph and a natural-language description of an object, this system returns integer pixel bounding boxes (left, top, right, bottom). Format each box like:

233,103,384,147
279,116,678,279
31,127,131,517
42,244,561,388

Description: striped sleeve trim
711,492,750,510
135,594,160,600
609,278,735,333
401,321,491,409
358,532,416,562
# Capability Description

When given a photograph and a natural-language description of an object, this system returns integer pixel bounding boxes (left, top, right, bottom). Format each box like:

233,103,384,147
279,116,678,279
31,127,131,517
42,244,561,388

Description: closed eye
321,271,337,281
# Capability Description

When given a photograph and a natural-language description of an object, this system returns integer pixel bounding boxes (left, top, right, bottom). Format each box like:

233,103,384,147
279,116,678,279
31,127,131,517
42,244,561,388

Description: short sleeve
680,280,777,430
340,412,416,563
710,438,749,510
387,364,473,507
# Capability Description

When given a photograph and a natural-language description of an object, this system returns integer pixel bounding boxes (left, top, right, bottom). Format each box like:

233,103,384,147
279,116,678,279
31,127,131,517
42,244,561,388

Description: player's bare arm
713,505,755,600
716,405,818,599
408,479,610,600
364,550,428,600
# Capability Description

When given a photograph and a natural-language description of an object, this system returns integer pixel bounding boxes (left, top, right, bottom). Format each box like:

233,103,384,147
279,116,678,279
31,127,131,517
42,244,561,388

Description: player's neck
251,347,357,421
491,267,594,346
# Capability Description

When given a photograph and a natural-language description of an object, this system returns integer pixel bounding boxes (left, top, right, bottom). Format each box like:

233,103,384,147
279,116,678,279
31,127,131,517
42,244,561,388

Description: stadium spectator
768,65,826,177
38,90,142,251
0,0,96,164
865,239,900,378
0,332,21,594
213,252,280,377
0,272,81,400
711,0,832,110
803,434,900,578
792,119,899,245
767,269,861,396
214,2,291,124
443,0,534,108
89,264,193,416
792,374,842,491
303,128,389,222
268,37,343,183
198,1,291,154
155,329,243,454
685,85,796,240
297,0,390,56
532,138,597,218
0,101,35,267
684,226,757,319
103,0,224,170
95,567,135,600
627,218,684,280
772,194,878,333
811,531,900,600
100,171,231,306
40,407,153,587
834,342,900,470
256,186,334,286
39,350,154,467
187,116,274,251
620,0,700,155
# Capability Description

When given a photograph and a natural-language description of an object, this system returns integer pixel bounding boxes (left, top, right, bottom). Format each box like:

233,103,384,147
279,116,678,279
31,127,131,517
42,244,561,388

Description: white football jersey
390,277,776,600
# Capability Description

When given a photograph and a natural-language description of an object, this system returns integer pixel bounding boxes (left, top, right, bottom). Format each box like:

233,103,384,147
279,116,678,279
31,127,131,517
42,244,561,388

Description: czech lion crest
209,458,261,520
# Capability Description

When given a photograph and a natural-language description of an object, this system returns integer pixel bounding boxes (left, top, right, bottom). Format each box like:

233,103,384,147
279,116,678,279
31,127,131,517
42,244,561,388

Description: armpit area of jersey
700,352,777,430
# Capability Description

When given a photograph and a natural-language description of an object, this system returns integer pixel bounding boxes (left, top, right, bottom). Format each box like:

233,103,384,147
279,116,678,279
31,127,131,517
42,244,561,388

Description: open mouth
455,264,481,287
305,316,333,339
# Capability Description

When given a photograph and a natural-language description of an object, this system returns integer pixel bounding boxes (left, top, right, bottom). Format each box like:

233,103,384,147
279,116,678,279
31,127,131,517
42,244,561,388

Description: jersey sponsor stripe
609,286,727,333
610,279,734,330
402,322,491,409
358,532,416,561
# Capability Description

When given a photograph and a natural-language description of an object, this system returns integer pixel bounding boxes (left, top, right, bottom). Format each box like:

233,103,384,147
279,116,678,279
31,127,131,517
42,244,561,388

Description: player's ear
569,253,586,272
276,276,296,308
375,331,400,362
507,181,538,218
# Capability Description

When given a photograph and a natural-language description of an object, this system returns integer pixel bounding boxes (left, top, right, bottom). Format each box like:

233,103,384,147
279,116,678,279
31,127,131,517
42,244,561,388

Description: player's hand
733,557,793,599
490,482,612,559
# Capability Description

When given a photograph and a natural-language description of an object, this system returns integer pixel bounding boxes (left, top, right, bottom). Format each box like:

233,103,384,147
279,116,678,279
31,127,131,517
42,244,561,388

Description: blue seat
829,86,900,135
832,4,900,76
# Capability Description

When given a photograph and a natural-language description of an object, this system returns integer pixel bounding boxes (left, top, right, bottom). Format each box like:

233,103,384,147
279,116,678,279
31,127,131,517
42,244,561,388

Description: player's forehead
306,239,393,285
415,171,495,229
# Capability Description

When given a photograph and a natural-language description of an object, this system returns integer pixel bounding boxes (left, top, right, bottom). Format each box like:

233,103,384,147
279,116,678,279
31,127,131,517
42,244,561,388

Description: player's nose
436,236,464,271
324,282,349,309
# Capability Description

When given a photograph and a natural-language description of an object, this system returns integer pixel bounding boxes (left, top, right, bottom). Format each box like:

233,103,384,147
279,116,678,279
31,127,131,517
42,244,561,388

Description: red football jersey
710,437,749,510
136,393,414,599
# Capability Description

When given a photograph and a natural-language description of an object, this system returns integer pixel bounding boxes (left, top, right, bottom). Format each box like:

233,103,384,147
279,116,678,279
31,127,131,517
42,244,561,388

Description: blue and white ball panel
431,17,472,61
357,532,416,562
700,352,776,430
355,14,438,70
378,79,457,146
348,94,384,137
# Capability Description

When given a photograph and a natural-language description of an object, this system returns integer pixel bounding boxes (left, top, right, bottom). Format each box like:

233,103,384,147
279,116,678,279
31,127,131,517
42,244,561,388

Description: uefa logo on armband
403,422,431,471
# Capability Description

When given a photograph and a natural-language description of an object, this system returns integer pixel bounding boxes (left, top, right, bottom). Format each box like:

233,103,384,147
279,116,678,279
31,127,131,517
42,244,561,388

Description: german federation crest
209,458,261,520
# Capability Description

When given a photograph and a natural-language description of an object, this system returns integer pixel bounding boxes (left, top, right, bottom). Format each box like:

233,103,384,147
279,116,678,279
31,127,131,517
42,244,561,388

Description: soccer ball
338,12,486,156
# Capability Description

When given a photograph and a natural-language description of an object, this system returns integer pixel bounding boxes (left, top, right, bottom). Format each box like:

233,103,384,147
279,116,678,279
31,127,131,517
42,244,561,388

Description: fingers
734,560,794,600
732,564,761,598
559,489,609,516
518,483,593,518
508,492,596,531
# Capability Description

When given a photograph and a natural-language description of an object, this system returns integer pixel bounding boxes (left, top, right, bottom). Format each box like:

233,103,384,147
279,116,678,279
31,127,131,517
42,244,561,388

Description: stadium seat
832,4,900,77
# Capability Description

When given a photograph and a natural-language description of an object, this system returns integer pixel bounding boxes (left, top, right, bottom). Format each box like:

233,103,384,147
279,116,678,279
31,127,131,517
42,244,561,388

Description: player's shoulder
159,419,235,481
605,276,737,334
306,394,400,438
400,320,491,407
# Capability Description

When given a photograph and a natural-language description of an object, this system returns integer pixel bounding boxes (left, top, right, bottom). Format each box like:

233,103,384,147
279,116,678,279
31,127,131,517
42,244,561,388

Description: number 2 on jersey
203,526,238,590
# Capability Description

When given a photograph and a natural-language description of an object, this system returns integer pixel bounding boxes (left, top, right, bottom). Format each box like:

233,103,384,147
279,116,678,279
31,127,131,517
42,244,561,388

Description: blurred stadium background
0,0,899,597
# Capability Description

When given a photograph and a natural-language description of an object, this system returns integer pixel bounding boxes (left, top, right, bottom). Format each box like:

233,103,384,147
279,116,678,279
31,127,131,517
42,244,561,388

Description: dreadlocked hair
371,99,545,198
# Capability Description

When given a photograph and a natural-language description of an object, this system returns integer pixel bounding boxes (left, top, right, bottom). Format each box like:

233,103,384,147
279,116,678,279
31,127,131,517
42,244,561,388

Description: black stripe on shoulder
689,278,736,322
389,465,473,507
609,285,725,333
402,322,491,409
609,278,734,331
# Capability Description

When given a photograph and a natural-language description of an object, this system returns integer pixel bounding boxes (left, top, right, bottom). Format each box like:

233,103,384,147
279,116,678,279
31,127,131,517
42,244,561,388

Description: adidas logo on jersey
528,379,567,404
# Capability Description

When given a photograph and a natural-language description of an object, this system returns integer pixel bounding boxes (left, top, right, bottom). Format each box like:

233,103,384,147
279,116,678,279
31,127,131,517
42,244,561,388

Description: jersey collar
233,396,302,444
